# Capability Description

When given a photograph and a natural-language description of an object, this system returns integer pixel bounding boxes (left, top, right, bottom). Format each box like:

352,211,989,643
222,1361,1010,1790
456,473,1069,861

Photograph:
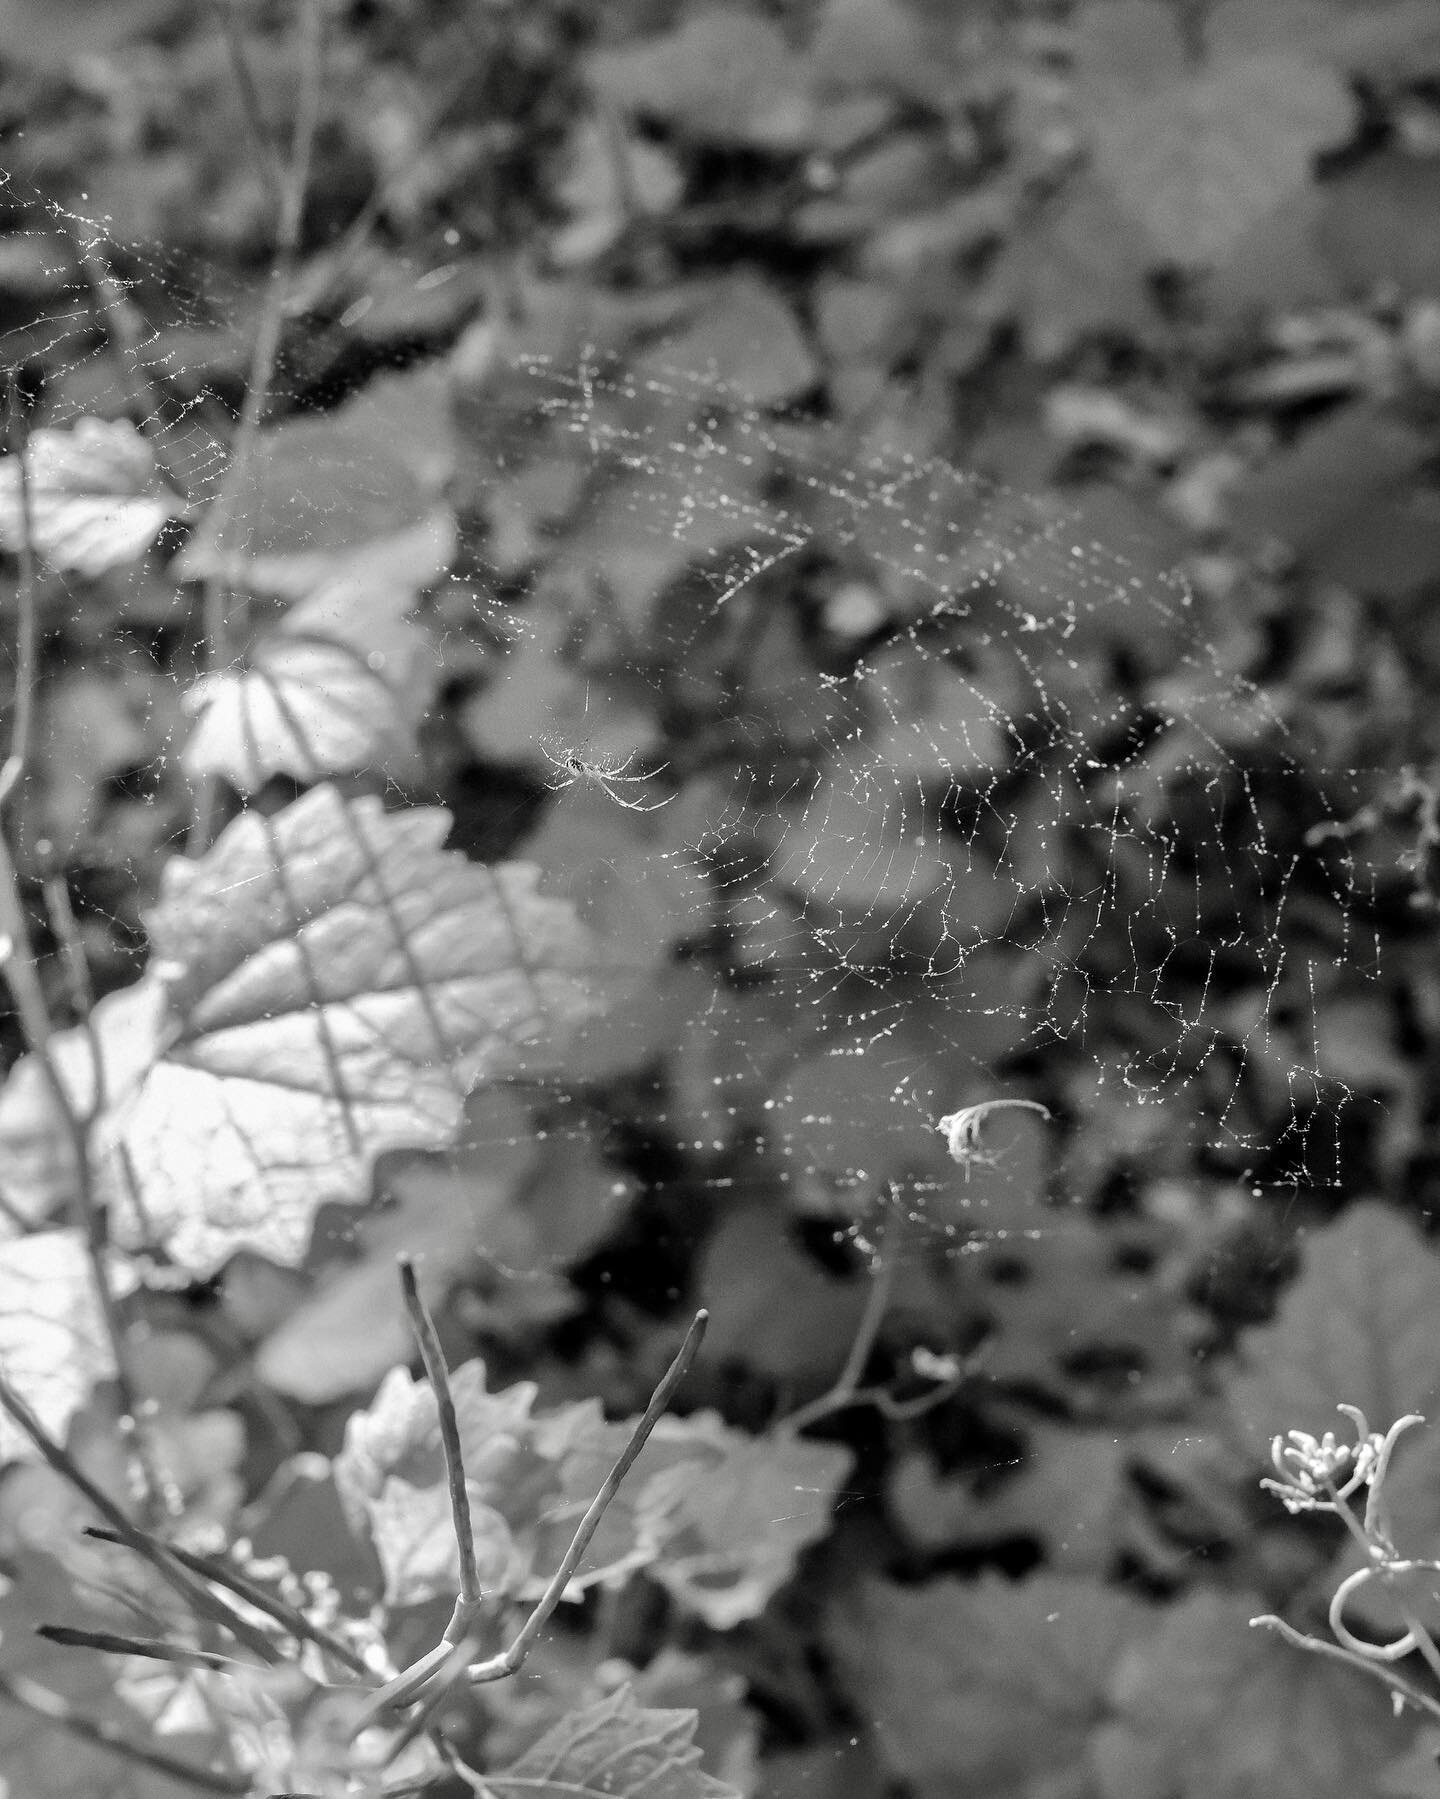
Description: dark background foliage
2,1,1440,1795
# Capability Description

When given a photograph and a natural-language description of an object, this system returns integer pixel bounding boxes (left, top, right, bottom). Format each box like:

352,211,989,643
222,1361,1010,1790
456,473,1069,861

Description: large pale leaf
1226,1202,1440,1460
183,564,442,791
0,786,596,1269
0,417,188,576
486,1685,741,1799
0,1232,134,1464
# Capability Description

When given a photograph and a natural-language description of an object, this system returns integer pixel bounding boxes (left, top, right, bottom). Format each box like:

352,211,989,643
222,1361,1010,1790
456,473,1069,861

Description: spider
539,738,671,811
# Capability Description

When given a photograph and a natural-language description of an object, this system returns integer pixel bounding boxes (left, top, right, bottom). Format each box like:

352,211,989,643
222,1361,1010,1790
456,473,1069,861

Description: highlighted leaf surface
0,785,596,1270
487,1684,741,1799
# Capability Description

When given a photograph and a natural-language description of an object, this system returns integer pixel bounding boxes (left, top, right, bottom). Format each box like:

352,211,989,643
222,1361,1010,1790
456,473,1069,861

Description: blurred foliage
2,0,1440,1795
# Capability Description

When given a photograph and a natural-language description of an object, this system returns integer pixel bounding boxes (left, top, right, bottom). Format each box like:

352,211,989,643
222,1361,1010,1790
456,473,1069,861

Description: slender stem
41,872,95,1017
467,1307,709,1685
0,1366,284,1667
84,1525,371,1677
0,1665,249,1794
199,0,325,680
400,1256,481,1606
0,420,165,1510
778,1201,898,1435
206,0,287,211
72,239,205,497
0,376,37,809
0,825,167,1514
35,1625,244,1672
1252,1613,1440,1725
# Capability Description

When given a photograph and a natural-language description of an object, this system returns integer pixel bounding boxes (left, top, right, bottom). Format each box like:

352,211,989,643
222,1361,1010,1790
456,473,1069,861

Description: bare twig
36,1624,245,1672
206,0,288,211
355,1307,710,1744
400,1256,482,1606
0,1366,284,1668
467,1306,709,1684
199,0,325,680
0,377,36,808
84,1525,371,1678
0,400,167,1512
0,1664,250,1794
778,1198,905,1435
1251,1613,1440,1725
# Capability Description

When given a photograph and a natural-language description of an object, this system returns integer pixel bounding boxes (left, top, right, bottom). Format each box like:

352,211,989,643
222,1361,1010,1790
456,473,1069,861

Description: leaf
1225,1201,1440,1461
889,1427,1139,1574
0,418,188,576
336,1356,565,1606
0,787,597,1270
1319,151,1440,295
174,369,456,595
1099,1590,1397,1799
261,1098,632,1404
0,1545,220,1798
635,275,818,407
0,1232,134,1464
1226,403,1440,598
826,1572,1149,1796
553,115,684,267
587,11,813,150
632,1418,854,1628
1074,6,1353,266
486,1684,742,1799
183,565,441,790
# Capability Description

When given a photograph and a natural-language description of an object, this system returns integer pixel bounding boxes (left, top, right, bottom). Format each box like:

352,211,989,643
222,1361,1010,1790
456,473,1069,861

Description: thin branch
467,1307,709,1684
1251,1613,1440,1725
0,375,37,808
0,424,166,1511
72,237,208,498
35,1624,245,1672
84,1525,371,1678
400,1255,481,1605
0,1366,284,1667
206,0,288,210
0,829,168,1513
199,0,325,679
41,871,95,1018
356,1309,710,1742
778,1199,899,1436
0,1665,250,1795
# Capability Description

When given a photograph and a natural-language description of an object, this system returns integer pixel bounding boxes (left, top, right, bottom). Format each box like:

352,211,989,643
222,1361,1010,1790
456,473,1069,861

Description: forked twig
0,1366,283,1668
84,1525,371,1678
354,1299,709,1742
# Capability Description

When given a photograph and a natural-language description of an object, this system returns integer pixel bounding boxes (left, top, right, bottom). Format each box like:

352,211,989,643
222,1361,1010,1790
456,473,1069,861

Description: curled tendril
935,1098,1051,1172
1259,1406,1424,1517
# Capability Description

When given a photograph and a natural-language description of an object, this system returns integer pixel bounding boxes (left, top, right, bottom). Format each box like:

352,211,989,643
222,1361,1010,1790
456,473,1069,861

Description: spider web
466,355,1379,1215
0,170,1385,1283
